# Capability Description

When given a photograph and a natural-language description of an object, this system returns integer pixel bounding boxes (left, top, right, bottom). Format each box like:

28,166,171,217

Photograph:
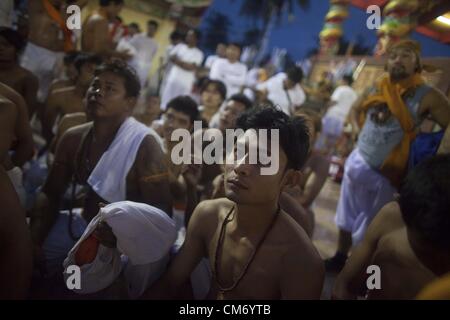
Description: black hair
186,29,201,41
228,93,253,111
286,66,304,84
228,42,242,52
0,27,25,54
94,59,141,98
128,22,140,31
170,30,183,42
399,154,450,250
236,107,310,170
342,74,354,86
99,0,124,6
147,20,159,29
201,79,227,101
166,96,199,123
74,53,103,73
295,109,322,133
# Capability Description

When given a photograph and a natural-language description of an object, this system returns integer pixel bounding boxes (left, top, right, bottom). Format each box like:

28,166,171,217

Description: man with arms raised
144,108,324,299
326,40,450,272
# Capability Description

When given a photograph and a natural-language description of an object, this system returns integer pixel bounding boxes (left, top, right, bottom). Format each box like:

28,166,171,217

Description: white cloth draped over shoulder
87,117,163,203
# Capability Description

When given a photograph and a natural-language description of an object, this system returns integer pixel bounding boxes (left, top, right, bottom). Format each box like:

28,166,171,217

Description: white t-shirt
325,85,358,122
123,33,159,86
166,43,204,89
204,55,220,69
257,72,306,115
209,58,248,97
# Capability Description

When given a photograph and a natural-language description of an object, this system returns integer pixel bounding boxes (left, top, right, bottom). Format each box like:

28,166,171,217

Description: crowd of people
1,0,450,300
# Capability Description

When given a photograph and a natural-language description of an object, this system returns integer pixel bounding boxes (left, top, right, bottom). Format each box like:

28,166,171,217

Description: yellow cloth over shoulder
359,73,425,187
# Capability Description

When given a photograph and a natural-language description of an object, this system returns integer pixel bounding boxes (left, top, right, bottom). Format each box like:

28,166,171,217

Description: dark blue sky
199,0,450,60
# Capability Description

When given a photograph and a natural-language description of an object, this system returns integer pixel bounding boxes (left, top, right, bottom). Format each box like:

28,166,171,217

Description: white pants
20,42,64,102
160,80,193,111
335,149,396,244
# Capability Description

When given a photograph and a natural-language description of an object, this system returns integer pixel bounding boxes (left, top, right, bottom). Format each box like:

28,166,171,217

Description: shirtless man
333,154,450,299
0,27,38,116
0,82,34,168
48,51,80,94
82,0,130,60
30,60,172,275
21,0,88,103
160,96,200,205
43,53,102,144
0,166,33,299
144,107,324,299
284,110,330,235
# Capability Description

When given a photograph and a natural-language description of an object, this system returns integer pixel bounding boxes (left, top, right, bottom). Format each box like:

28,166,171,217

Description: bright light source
436,15,450,26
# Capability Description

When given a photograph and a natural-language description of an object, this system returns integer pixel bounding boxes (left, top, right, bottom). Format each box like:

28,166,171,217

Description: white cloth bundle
63,201,176,298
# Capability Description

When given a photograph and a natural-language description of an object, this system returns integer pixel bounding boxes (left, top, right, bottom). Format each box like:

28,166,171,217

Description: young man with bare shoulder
30,60,172,275
143,108,324,300
333,154,450,299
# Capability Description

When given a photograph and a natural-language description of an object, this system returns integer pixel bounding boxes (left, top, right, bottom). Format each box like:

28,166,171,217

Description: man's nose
234,153,251,176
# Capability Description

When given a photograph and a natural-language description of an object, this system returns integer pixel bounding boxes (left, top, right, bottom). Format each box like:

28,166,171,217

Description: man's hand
94,221,117,248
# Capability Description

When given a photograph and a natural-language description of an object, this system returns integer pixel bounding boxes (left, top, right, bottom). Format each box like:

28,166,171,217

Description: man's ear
126,96,138,113
282,169,302,188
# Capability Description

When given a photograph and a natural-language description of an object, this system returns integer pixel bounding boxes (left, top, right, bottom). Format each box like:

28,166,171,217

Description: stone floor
311,178,342,299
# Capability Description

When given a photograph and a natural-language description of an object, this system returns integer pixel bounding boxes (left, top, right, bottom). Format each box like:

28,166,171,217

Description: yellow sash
360,73,425,187
42,0,74,52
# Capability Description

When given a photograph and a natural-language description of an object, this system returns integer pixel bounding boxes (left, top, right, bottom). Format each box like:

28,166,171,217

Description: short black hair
99,0,124,6
166,96,199,123
0,27,26,54
170,30,183,42
342,74,354,86
128,22,140,31
228,42,242,52
399,154,450,250
228,93,253,111
186,29,201,41
147,20,159,28
74,53,103,73
201,79,227,101
286,66,304,84
236,107,310,171
94,59,141,98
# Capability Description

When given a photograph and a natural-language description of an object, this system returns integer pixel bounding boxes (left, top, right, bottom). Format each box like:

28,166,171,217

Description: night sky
198,0,450,60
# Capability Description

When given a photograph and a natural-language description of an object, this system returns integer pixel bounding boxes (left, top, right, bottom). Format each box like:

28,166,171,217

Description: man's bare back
0,65,38,115
369,226,437,299
334,201,450,299
0,82,33,168
44,86,86,142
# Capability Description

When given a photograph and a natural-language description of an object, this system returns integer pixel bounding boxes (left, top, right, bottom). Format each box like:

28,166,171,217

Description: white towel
87,117,163,203
63,201,177,297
